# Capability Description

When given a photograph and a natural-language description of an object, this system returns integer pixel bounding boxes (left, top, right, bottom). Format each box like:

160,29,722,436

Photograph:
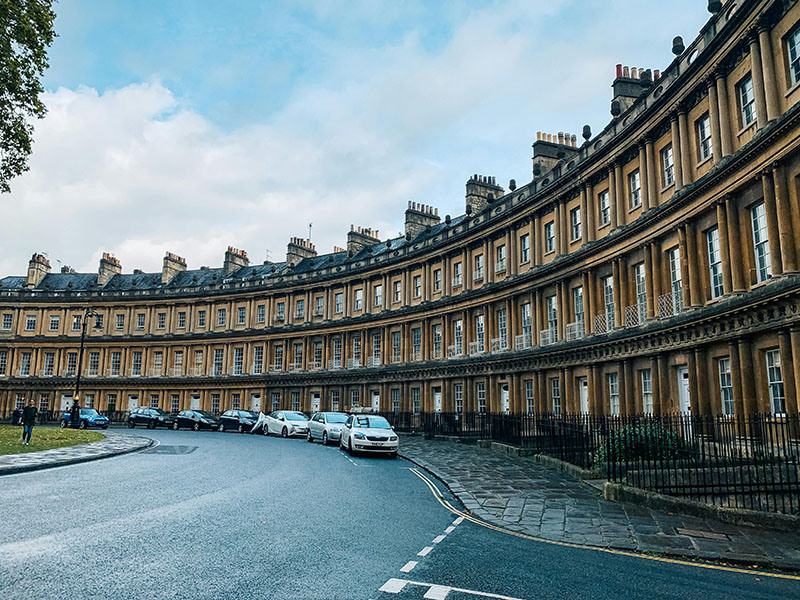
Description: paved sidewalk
399,436,800,571
0,431,154,475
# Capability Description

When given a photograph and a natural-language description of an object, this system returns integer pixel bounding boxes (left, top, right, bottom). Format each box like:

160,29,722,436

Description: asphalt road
0,430,798,600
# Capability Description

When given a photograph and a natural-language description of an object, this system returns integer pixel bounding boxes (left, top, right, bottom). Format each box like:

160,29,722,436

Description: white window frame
570,207,581,241
544,222,555,253
550,378,561,415
766,349,785,416
629,169,641,208
641,369,653,414
751,201,771,283
697,113,712,161
608,372,620,416
707,226,724,299
661,144,674,187
599,190,610,225
520,234,530,263
737,74,756,128
718,358,734,416
788,25,800,87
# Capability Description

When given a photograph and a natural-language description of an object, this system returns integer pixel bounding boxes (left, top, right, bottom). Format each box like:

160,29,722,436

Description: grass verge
0,425,104,456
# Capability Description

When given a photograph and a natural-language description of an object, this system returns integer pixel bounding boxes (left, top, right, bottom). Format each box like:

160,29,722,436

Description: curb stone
0,432,155,476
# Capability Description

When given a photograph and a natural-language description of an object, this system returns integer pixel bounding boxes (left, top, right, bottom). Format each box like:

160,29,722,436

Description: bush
593,423,696,469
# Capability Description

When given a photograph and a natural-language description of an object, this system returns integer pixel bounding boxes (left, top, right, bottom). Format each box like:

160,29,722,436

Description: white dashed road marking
378,578,526,600
444,525,456,533
400,561,418,573
417,546,434,557
432,534,446,544
453,516,464,525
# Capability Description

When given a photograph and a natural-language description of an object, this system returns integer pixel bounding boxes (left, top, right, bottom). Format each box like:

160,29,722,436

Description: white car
263,411,309,438
306,411,348,445
339,414,399,457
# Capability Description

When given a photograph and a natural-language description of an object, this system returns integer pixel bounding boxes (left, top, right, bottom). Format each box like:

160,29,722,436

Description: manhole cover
145,445,198,455
675,527,729,541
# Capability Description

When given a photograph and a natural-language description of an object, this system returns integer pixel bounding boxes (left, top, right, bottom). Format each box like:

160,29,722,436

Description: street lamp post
70,308,101,428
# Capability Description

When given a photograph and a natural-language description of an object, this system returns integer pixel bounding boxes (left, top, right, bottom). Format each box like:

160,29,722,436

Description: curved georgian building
2,0,800,419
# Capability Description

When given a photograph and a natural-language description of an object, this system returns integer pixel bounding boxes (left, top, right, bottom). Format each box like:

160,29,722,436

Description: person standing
11,405,22,427
21,399,38,445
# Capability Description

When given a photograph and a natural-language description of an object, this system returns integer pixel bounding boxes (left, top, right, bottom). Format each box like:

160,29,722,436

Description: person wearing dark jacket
21,400,38,445
11,406,22,427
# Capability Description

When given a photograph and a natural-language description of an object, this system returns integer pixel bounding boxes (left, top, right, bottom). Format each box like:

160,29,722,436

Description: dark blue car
60,408,110,430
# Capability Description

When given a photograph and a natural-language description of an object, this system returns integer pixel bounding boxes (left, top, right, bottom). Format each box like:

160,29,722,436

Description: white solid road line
432,535,446,544
400,561,418,573
418,546,434,557
378,578,526,600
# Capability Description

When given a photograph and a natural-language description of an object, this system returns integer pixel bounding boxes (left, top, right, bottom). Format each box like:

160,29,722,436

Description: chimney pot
623,66,630,78
616,63,623,78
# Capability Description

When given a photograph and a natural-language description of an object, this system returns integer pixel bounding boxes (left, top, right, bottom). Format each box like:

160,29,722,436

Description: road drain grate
675,527,730,541
145,445,198,455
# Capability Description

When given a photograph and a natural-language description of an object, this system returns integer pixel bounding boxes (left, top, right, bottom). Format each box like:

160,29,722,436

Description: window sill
736,120,757,138
661,182,675,194
597,222,610,231
519,259,531,266
696,154,714,169
544,250,555,257
627,203,642,215
785,79,800,97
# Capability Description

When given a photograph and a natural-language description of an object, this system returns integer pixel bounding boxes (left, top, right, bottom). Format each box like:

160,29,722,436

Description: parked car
172,410,221,431
339,415,398,457
263,411,309,438
127,407,175,429
219,410,259,433
60,408,110,430
307,411,348,445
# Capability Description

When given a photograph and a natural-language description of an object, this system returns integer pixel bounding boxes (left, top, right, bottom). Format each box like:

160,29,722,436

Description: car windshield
151,408,168,415
196,411,215,419
80,409,100,416
285,412,308,421
240,411,257,419
354,416,391,429
326,413,347,423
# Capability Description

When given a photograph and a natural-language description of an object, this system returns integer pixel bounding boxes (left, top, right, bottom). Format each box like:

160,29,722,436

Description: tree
0,0,56,193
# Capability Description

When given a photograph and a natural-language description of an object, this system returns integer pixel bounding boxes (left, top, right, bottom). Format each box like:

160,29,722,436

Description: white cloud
2,0,707,277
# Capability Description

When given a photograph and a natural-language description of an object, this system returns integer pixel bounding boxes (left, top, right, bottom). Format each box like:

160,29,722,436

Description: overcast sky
3,0,710,276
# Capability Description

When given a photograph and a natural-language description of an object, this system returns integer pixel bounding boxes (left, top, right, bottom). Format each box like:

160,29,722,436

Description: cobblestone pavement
0,431,154,475
399,436,800,571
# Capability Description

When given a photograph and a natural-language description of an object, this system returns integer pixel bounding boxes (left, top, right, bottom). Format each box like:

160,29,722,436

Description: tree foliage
0,0,56,193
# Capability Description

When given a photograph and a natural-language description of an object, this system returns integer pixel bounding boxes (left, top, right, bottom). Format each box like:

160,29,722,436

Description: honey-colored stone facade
2,0,800,418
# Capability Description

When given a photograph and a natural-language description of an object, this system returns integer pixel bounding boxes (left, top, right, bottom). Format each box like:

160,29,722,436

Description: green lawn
0,425,105,456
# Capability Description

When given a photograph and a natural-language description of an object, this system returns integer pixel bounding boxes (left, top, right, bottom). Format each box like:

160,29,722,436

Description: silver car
306,411,348,445
339,414,399,457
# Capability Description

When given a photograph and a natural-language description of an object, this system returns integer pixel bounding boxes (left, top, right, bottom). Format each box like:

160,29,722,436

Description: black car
128,407,175,429
172,409,221,431
218,410,258,433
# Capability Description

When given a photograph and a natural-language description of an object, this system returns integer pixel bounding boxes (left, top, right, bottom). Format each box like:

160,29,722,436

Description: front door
579,377,589,413
251,394,261,413
311,392,321,413
433,387,442,413
190,395,200,410
127,394,138,411
501,384,510,413
60,394,73,411
677,366,690,413
371,390,380,412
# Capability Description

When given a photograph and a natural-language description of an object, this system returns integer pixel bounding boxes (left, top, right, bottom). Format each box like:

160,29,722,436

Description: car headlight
389,436,398,441
354,432,366,440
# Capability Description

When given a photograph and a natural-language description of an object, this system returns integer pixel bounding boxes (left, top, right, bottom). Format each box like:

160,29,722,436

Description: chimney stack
25,253,51,288
98,253,122,286
465,174,504,214
223,246,249,275
347,225,381,253
286,237,317,266
162,251,187,284
404,202,441,238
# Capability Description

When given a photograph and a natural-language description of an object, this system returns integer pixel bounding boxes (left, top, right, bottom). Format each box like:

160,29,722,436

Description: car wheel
389,452,397,459
148,420,156,429
339,435,346,450
306,430,313,443
238,424,244,434
102,425,109,430
192,422,200,431
322,431,329,446
218,423,225,433
128,420,135,429
263,426,270,437
79,420,87,430
348,438,355,455
281,427,288,438
60,420,67,429
172,421,179,430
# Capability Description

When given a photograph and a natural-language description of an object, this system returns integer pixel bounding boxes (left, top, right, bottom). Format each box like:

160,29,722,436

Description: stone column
580,185,589,242
612,259,622,327
758,25,779,122
533,215,542,264
773,163,797,272
694,348,711,416
644,244,655,319
749,33,768,129
508,227,518,276
670,115,683,190
624,359,635,415
586,183,595,242
678,226,691,309
608,166,618,229
614,162,624,227
762,169,783,276
686,223,702,307
715,72,733,157
651,242,663,316
715,202,733,295
779,331,797,416
583,270,593,334
646,138,658,206
592,364,604,414
790,327,800,414
650,356,661,415
558,281,567,341
678,109,692,185
706,78,722,164
638,142,650,211
739,339,758,415
725,195,745,292
687,351,700,417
